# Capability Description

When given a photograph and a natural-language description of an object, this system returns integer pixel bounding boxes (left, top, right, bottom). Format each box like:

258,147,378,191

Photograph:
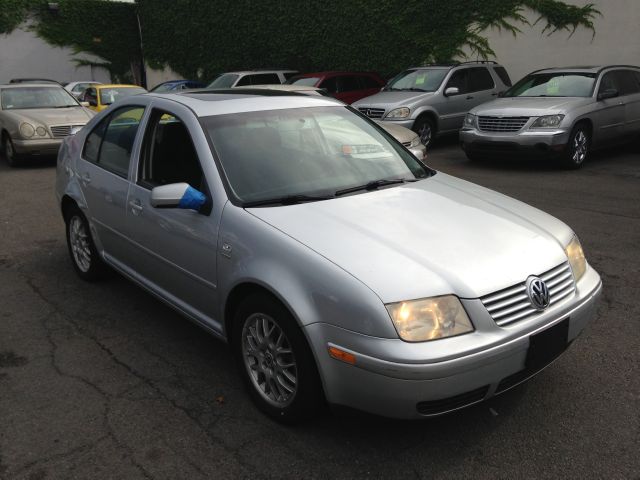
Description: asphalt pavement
0,141,638,479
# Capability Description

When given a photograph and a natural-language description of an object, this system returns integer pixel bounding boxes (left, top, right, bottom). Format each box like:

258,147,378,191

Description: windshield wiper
243,193,334,207
335,178,417,197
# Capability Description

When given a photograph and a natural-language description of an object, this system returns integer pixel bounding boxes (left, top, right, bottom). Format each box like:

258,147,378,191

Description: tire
64,206,107,281
2,133,20,167
563,124,591,169
232,292,324,423
413,117,436,148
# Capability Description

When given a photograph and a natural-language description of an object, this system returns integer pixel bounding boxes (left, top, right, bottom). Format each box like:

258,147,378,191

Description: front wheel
65,207,107,281
563,124,590,169
2,134,20,167
413,117,436,148
233,293,324,423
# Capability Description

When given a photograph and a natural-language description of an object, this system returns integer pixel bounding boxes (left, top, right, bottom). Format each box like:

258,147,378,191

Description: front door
123,108,219,326
76,105,145,263
439,69,472,132
594,71,626,144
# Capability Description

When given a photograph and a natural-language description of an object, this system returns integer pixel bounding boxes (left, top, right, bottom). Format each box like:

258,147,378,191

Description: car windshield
286,77,321,86
208,74,240,88
0,86,79,110
99,87,146,105
504,73,596,97
150,83,175,93
385,69,448,92
202,106,432,205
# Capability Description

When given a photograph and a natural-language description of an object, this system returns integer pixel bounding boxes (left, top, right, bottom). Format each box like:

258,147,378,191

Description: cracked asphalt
0,142,638,480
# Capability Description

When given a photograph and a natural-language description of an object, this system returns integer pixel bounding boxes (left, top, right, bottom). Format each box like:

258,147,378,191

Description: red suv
285,71,385,104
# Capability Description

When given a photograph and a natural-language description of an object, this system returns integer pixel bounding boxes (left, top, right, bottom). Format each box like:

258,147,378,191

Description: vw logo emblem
526,276,550,310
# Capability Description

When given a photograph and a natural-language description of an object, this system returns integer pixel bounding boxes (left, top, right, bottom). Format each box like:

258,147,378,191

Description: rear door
76,105,146,263
617,69,640,137
466,67,498,109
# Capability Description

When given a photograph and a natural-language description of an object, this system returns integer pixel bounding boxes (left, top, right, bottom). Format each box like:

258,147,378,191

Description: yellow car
81,84,147,112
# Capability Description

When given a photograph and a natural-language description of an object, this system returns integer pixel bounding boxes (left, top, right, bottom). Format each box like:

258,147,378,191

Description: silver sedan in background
56,91,601,421
460,65,640,168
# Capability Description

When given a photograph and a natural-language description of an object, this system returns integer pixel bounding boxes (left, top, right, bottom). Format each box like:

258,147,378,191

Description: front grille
358,107,385,119
416,385,489,416
50,125,72,138
478,116,529,132
481,262,576,327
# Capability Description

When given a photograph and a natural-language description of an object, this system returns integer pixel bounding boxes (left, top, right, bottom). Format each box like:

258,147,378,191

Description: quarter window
82,106,144,178
493,66,512,87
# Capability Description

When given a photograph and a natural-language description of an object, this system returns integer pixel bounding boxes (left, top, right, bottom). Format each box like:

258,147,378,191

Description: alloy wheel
69,216,92,273
241,313,298,407
417,121,433,147
571,130,588,165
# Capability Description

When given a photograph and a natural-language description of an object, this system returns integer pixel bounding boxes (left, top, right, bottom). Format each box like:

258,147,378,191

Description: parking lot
0,142,638,479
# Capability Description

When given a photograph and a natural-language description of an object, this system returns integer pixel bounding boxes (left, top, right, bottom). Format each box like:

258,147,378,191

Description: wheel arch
413,109,439,134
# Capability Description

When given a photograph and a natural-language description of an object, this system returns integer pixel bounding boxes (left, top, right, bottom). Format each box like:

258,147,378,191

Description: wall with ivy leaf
137,0,599,81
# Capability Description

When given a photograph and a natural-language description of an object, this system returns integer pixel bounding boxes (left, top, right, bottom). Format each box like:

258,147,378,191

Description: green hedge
138,0,599,81
1,0,598,82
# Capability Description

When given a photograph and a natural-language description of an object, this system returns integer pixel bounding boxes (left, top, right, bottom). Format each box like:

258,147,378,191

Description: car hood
470,97,593,116
376,121,416,143
4,107,93,126
248,173,570,303
353,91,436,110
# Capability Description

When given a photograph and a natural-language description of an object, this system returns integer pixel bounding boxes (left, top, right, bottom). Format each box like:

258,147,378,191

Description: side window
85,88,98,106
614,70,640,95
235,75,252,87
320,77,338,93
468,67,495,92
250,73,281,85
337,75,361,92
97,107,145,177
283,72,297,80
634,71,640,90
360,75,381,89
446,69,468,94
599,72,619,94
139,110,204,191
493,66,512,87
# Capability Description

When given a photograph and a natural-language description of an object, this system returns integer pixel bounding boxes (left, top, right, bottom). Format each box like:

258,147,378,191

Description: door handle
491,92,498,96
81,173,91,184
466,95,474,100
129,199,143,215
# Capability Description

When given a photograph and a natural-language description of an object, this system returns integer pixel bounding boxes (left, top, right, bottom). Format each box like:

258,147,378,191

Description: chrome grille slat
478,116,529,133
480,262,576,327
50,125,72,138
358,107,385,119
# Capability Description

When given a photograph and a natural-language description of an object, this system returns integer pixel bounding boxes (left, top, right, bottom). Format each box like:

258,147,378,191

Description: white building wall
468,0,640,82
0,24,111,85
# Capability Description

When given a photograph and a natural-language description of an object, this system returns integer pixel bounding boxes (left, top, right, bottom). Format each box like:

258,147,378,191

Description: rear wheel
65,206,107,281
232,292,323,423
2,133,20,167
563,124,590,169
413,117,436,148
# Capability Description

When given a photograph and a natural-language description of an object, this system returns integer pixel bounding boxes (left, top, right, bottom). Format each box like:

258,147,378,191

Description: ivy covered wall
1,0,598,82
138,0,599,80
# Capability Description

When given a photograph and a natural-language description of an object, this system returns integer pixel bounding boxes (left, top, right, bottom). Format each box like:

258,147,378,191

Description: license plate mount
525,318,570,372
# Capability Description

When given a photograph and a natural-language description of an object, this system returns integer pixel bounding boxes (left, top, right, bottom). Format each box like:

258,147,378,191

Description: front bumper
13,138,63,157
377,118,415,130
460,127,571,157
306,265,601,419
408,143,427,161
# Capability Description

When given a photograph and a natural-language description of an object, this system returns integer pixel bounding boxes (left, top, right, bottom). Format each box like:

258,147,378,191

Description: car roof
96,84,145,89
146,89,343,117
292,71,379,77
222,70,297,75
0,83,66,89
531,65,640,75
236,84,323,92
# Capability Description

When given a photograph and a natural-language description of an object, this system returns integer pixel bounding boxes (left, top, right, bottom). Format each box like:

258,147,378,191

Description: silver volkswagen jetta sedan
56,89,602,421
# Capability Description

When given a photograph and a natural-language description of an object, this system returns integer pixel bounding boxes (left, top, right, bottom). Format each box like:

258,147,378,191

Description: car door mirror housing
150,182,207,212
80,101,90,107
444,87,460,97
598,88,619,101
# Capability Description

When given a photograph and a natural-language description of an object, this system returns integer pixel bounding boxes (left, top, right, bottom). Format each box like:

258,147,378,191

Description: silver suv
460,65,640,168
207,70,297,88
353,62,512,147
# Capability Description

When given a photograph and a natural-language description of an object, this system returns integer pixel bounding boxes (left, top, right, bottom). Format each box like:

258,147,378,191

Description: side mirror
444,87,460,97
598,88,619,101
150,182,207,212
80,101,90,107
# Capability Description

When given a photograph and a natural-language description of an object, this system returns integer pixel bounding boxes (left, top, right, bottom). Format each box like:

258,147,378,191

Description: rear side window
337,75,361,92
83,106,144,178
493,66,512,87
360,75,381,88
320,77,338,93
239,73,281,86
283,72,297,80
614,70,640,95
468,67,495,92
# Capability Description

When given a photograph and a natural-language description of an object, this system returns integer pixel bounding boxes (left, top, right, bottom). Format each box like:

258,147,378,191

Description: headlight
530,114,565,128
463,113,477,128
19,122,35,138
565,235,586,281
385,107,410,119
386,295,474,342
36,126,47,137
